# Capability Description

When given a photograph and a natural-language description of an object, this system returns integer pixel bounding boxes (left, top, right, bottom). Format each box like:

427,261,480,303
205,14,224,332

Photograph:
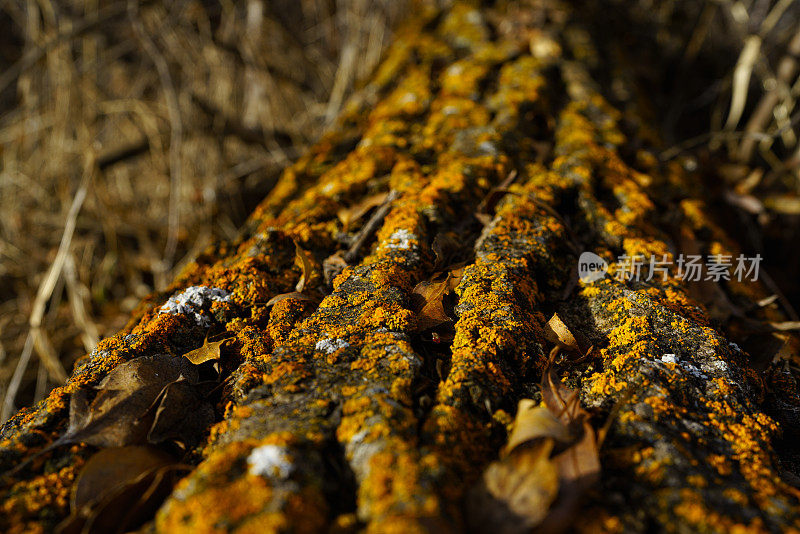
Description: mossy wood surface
2,1,800,532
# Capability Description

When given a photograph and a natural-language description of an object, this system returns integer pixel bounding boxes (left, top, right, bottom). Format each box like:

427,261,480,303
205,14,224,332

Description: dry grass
0,0,405,420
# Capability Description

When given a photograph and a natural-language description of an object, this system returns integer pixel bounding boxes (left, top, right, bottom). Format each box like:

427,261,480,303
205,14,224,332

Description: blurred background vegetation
0,0,799,421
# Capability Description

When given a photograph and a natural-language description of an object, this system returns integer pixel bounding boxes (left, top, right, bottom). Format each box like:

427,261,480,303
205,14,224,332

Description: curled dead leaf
505,399,571,454
3,352,219,481
543,313,578,352
447,265,465,291
469,366,600,533
543,313,588,355
431,232,470,270
538,367,600,531
293,240,315,292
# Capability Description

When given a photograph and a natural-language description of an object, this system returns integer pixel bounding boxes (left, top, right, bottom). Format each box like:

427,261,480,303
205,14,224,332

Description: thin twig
344,190,399,263
64,254,100,353
1,334,34,423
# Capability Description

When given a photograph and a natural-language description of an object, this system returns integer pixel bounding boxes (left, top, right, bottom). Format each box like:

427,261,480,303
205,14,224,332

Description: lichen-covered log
2,1,800,533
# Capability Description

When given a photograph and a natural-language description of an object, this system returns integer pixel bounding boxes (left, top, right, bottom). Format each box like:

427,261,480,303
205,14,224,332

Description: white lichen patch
315,337,350,354
701,358,730,375
247,444,294,479
477,140,498,155
383,229,415,251
661,354,678,364
159,285,231,327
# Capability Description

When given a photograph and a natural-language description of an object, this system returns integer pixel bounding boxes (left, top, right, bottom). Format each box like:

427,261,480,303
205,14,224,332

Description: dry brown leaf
543,313,583,354
536,367,601,532
182,337,229,365
337,192,389,229
447,265,465,291
2,355,205,480
431,233,467,269
468,364,600,533
468,439,559,533
505,399,571,454
71,446,173,512
59,448,188,534
412,277,452,331
293,240,315,292
64,354,191,448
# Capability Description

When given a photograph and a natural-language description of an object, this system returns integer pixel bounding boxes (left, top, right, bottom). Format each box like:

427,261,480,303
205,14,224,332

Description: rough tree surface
2,1,800,533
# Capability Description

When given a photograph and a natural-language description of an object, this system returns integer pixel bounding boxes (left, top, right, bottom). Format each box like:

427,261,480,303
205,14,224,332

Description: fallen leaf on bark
468,367,600,533
538,367,601,533
293,240,315,292
431,232,467,269
447,266,465,291
182,336,230,365
70,445,173,512
412,277,452,331
543,313,581,353
468,439,559,533
504,399,571,454
323,253,349,286
58,446,188,534
64,354,190,448
2,353,216,481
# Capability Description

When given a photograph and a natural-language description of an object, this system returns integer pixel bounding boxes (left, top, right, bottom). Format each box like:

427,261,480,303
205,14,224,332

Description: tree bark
2,1,800,532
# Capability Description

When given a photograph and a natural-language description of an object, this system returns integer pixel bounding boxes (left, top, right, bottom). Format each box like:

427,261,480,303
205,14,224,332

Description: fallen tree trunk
2,1,800,532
